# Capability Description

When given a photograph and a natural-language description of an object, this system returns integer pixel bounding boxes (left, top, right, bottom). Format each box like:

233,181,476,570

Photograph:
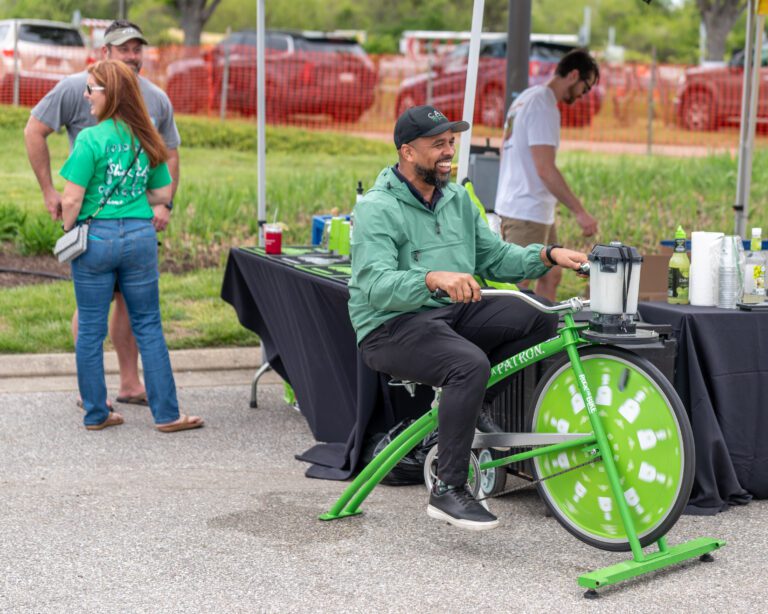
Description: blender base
581,328,659,345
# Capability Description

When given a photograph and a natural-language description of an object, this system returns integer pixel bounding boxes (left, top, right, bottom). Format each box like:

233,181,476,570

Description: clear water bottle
717,235,742,309
743,228,766,304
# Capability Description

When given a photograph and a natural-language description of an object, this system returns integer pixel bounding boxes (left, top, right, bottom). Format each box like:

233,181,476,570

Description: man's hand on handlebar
544,247,589,274
426,271,481,303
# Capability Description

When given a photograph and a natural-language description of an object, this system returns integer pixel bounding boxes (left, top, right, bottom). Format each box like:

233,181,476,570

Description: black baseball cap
394,105,470,149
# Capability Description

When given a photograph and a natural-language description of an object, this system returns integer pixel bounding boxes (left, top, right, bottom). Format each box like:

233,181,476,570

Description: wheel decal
532,354,686,545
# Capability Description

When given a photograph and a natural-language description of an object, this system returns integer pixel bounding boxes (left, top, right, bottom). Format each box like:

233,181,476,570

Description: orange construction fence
5,44,762,153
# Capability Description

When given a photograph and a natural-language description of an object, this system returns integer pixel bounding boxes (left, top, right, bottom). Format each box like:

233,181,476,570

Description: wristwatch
164,199,174,211
545,244,563,267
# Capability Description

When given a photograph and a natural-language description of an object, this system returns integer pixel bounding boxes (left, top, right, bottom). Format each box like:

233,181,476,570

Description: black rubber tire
527,346,695,552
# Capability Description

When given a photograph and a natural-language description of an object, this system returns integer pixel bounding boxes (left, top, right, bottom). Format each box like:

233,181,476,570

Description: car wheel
681,91,716,131
479,86,505,128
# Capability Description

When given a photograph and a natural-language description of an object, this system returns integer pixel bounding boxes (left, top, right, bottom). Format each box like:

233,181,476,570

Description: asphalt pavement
0,357,765,613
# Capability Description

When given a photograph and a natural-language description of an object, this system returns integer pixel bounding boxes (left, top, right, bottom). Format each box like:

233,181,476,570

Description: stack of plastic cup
717,235,742,309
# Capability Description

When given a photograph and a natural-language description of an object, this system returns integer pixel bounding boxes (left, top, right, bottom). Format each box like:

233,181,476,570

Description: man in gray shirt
24,20,181,407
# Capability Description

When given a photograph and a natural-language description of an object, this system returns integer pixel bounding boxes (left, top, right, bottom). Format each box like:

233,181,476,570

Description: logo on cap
427,111,447,123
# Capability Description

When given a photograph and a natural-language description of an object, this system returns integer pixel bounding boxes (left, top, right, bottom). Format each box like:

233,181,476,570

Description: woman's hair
88,60,168,167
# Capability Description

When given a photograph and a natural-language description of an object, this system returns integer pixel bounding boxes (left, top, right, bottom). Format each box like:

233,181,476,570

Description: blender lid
588,242,643,264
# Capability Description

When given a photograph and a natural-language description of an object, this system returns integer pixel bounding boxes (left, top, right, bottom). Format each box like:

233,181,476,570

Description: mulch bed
0,249,71,288
0,243,221,289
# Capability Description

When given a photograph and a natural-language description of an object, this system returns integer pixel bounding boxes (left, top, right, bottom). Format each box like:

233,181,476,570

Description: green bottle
668,225,690,304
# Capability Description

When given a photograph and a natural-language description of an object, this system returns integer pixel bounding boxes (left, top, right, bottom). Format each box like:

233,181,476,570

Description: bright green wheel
529,346,694,552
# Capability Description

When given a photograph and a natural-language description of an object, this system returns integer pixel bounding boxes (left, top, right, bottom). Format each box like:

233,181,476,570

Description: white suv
0,19,89,105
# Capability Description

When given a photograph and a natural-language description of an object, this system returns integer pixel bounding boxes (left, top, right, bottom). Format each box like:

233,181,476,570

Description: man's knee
448,347,490,387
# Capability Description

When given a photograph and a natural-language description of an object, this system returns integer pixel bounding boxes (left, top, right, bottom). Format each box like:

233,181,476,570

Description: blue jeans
71,218,179,427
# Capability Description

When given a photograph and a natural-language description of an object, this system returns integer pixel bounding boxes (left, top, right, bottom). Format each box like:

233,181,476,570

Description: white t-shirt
494,84,560,225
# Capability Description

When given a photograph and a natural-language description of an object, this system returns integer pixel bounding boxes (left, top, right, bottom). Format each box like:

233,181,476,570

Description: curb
0,347,283,394
0,347,260,378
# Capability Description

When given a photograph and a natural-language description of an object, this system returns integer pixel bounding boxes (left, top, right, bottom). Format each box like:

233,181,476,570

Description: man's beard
415,161,451,188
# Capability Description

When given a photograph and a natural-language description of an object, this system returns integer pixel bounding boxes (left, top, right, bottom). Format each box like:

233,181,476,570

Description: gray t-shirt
31,71,181,151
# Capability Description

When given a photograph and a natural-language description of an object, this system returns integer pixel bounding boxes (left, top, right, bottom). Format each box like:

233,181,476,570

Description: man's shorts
500,216,558,247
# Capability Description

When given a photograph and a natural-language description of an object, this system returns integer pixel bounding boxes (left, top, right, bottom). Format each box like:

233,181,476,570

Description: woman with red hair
61,59,203,433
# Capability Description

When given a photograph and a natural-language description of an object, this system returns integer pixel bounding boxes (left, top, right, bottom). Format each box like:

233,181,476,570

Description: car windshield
729,45,768,68
442,40,575,63
297,38,365,56
18,24,83,47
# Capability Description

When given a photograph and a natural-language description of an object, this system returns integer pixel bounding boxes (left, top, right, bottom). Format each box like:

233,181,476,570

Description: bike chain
475,451,601,502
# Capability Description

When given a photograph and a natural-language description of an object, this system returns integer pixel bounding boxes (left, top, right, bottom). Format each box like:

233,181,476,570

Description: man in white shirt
494,49,599,300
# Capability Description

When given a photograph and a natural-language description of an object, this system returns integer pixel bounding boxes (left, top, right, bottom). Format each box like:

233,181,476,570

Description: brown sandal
156,414,204,433
85,412,124,431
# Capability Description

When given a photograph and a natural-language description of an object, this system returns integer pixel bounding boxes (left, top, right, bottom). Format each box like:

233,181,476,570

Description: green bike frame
320,313,724,594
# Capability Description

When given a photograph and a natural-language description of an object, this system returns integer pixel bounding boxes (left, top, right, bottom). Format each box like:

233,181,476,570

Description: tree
172,0,223,45
697,0,747,61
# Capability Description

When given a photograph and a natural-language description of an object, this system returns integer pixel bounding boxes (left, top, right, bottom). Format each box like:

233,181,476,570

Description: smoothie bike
320,243,724,596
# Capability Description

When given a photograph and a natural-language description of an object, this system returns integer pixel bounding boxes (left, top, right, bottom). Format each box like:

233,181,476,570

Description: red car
0,19,89,105
395,40,603,128
674,47,767,131
166,30,378,122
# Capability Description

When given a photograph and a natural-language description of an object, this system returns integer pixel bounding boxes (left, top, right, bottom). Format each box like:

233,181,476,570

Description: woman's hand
151,204,171,232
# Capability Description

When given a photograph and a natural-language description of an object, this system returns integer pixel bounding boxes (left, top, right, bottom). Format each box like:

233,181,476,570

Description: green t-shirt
60,118,172,221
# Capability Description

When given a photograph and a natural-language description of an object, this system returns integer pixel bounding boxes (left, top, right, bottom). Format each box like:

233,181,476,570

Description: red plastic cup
264,223,282,255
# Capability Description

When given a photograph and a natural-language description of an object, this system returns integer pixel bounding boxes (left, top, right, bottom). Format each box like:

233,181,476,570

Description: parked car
166,29,379,121
394,40,603,128
0,19,89,105
674,46,768,131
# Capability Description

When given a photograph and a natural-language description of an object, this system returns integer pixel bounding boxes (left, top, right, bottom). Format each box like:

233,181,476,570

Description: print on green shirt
60,119,171,221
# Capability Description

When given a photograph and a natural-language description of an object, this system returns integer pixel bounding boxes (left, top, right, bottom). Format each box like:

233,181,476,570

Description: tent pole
735,0,757,238
505,0,531,115
457,0,485,183
257,0,267,246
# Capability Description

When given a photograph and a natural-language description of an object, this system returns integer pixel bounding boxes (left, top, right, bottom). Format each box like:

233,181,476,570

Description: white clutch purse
53,223,89,264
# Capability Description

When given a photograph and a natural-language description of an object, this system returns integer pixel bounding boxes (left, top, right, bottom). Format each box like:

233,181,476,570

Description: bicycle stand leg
320,410,437,521
249,361,272,408
577,537,725,592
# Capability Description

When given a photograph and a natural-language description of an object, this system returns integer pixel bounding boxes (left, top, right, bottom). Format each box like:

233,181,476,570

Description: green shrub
16,213,59,256
0,105,29,130
0,203,27,242
175,116,391,156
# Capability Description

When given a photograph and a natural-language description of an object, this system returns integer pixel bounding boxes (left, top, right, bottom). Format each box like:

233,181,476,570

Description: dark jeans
360,297,558,486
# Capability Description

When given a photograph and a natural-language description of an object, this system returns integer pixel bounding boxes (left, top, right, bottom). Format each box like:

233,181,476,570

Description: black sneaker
475,406,510,451
427,484,499,530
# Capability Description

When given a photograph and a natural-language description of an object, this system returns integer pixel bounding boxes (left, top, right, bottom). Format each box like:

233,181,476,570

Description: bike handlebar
430,288,590,314
430,262,591,314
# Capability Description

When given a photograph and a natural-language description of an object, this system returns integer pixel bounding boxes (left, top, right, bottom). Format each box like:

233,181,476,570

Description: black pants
360,297,558,486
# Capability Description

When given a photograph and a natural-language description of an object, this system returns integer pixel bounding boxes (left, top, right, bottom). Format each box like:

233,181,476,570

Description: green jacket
348,166,549,344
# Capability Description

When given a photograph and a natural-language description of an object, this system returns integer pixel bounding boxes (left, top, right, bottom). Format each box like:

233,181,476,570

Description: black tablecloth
221,248,432,479
638,302,764,514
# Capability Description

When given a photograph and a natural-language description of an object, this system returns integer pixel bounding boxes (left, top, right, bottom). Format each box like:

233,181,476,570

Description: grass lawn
2,107,768,351
0,267,258,353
